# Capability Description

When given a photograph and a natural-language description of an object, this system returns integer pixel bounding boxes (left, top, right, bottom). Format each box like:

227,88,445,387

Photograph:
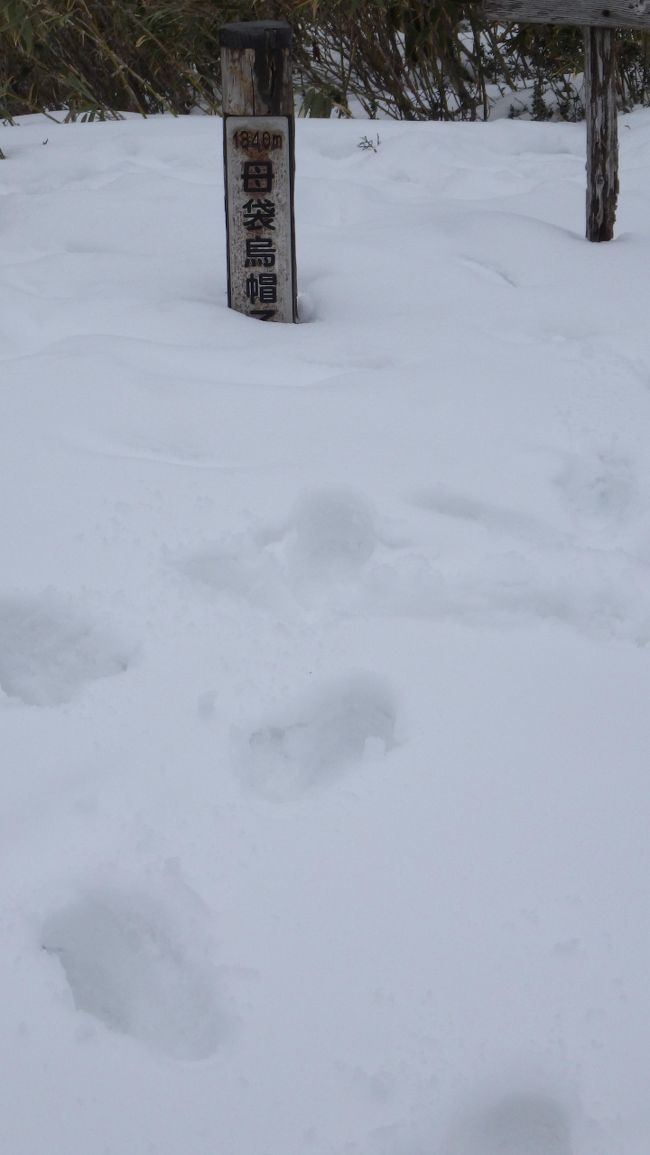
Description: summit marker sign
220,22,298,322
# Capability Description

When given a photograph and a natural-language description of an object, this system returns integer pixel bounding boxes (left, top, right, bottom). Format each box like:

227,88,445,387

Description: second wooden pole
584,26,619,242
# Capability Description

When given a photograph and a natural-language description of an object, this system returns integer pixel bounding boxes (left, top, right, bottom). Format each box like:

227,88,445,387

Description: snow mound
287,490,377,580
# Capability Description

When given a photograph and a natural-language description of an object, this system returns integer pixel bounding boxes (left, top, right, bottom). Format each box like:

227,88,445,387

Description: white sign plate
224,116,295,322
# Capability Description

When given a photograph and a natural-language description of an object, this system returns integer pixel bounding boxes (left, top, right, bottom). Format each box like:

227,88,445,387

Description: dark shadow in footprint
409,487,564,548
42,889,223,1060
554,450,638,522
240,673,397,802
0,597,128,706
449,1093,572,1155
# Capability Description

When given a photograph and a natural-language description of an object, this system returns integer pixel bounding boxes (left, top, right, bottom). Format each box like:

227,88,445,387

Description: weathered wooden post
484,2,650,242
584,26,619,241
219,20,298,322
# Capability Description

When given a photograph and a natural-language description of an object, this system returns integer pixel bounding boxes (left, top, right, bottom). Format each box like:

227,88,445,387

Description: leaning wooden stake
584,26,619,242
220,20,298,322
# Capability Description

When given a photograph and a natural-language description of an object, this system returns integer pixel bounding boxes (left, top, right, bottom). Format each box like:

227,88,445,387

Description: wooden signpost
484,1,650,240
220,20,298,322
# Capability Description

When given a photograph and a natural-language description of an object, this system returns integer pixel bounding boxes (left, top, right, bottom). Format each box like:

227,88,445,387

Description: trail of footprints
7,461,641,1118
184,463,650,643
40,882,574,1153
39,883,574,1153
2,452,643,706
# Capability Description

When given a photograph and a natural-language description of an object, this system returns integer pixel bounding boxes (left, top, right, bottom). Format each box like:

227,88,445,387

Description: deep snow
1,109,650,1155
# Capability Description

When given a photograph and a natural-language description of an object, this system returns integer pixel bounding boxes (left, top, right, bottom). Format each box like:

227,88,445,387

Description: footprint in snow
184,488,379,608
409,486,565,548
184,483,648,643
237,673,397,802
183,489,378,595
0,596,129,706
555,449,639,523
449,1093,572,1155
42,888,223,1060
286,490,377,581
401,485,650,644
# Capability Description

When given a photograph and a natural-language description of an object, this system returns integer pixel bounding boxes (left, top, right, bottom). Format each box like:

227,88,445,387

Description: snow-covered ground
1,108,650,1155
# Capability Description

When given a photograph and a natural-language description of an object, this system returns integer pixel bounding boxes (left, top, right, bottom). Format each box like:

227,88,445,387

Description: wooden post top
220,19,294,117
219,21,292,50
